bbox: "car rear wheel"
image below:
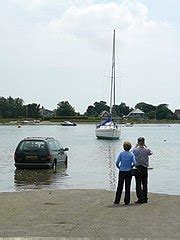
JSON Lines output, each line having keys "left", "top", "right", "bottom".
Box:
{"left": 65, "top": 157, "right": 68, "bottom": 167}
{"left": 52, "top": 160, "right": 57, "bottom": 172}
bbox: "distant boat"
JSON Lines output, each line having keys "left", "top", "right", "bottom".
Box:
{"left": 95, "top": 30, "right": 120, "bottom": 140}
{"left": 61, "top": 121, "right": 77, "bottom": 126}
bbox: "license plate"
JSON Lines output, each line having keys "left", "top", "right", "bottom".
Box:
{"left": 25, "top": 155, "right": 38, "bottom": 160}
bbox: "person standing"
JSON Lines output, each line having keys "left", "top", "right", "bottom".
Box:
{"left": 132, "top": 137, "right": 153, "bottom": 204}
{"left": 114, "top": 141, "right": 136, "bottom": 205}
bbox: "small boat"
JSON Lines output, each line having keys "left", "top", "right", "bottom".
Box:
{"left": 61, "top": 121, "right": 77, "bottom": 126}
{"left": 95, "top": 30, "right": 120, "bottom": 140}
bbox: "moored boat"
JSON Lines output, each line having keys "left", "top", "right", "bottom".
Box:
{"left": 95, "top": 30, "right": 120, "bottom": 140}
{"left": 61, "top": 121, "right": 77, "bottom": 126}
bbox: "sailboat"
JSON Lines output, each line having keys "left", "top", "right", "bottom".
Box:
{"left": 95, "top": 30, "right": 120, "bottom": 140}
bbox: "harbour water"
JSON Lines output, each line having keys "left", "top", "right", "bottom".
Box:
{"left": 0, "top": 123, "right": 179, "bottom": 195}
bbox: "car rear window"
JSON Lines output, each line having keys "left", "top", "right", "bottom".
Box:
{"left": 17, "top": 140, "right": 48, "bottom": 152}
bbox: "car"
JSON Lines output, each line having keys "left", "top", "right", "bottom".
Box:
{"left": 14, "top": 137, "right": 69, "bottom": 170}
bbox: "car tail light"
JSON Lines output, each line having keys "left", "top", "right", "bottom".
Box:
{"left": 46, "top": 155, "right": 52, "bottom": 161}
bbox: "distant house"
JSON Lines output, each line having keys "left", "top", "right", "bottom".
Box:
{"left": 126, "top": 108, "right": 145, "bottom": 119}
{"left": 100, "top": 110, "right": 110, "bottom": 118}
{"left": 174, "top": 109, "right": 180, "bottom": 119}
{"left": 39, "top": 108, "right": 54, "bottom": 118}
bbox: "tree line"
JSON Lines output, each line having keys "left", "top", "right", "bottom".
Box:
{"left": 0, "top": 96, "right": 40, "bottom": 119}
{"left": 0, "top": 96, "right": 177, "bottom": 120}
{"left": 84, "top": 101, "right": 177, "bottom": 120}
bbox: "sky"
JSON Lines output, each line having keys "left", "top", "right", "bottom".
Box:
{"left": 0, "top": 0, "right": 180, "bottom": 113}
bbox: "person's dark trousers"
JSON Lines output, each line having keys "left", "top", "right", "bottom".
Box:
{"left": 114, "top": 171, "right": 132, "bottom": 204}
{"left": 135, "top": 166, "right": 148, "bottom": 203}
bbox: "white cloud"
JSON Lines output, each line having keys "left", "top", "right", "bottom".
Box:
{"left": 11, "top": 0, "right": 47, "bottom": 10}
{"left": 10, "top": 0, "right": 92, "bottom": 11}
{"left": 46, "top": 1, "right": 170, "bottom": 46}
{"left": 0, "top": 0, "right": 180, "bottom": 112}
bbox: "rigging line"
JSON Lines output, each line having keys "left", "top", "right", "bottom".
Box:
{"left": 110, "top": 29, "right": 116, "bottom": 114}
{"left": 113, "top": 29, "right": 116, "bottom": 107}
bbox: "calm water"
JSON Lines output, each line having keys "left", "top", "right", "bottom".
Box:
{"left": 0, "top": 124, "right": 179, "bottom": 195}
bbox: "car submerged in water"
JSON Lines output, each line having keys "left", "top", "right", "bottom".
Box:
{"left": 14, "top": 137, "right": 69, "bottom": 170}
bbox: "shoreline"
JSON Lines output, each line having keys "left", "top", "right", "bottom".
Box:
{"left": 1, "top": 188, "right": 180, "bottom": 196}
{"left": 1, "top": 120, "right": 180, "bottom": 125}
{"left": 0, "top": 189, "right": 179, "bottom": 238}
{"left": 0, "top": 122, "right": 180, "bottom": 127}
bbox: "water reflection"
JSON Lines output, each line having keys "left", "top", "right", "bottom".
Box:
{"left": 14, "top": 163, "right": 68, "bottom": 191}
{"left": 0, "top": 124, "right": 180, "bottom": 194}
{"left": 107, "top": 146, "right": 117, "bottom": 190}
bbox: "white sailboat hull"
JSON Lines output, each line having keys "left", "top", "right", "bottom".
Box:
{"left": 95, "top": 126, "right": 120, "bottom": 140}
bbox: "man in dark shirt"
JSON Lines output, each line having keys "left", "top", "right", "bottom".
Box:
{"left": 132, "top": 137, "right": 153, "bottom": 203}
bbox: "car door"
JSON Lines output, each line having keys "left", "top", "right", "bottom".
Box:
{"left": 48, "top": 140, "right": 60, "bottom": 165}
{"left": 54, "top": 140, "right": 66, "bottom": 164}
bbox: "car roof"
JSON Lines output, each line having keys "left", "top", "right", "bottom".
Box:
{"left": 23, "top": 137, "right": 55, "bottom": 141}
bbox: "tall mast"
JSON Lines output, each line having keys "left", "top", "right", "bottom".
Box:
{"left": 110, "top": 29, "right": 116, "bottom": 115}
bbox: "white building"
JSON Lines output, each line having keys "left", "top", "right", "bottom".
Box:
{"left": 126, "top": 108, "right": 145, "bottom": 119}
{"left": 39, "top": 108, "right": 54, "bottom": 118}
{"left": 174, "top": 109, "right": 180, "bottom": 119}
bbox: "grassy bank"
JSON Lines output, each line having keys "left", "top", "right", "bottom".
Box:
{"left": 1, "top": 117, "right": 180, "bottom": 125}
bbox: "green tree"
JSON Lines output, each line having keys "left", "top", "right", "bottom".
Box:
{"left": 156, "top": 104, "right": 174, "bottom": 120}
{"left": 13, "top": 97, "right": 25, "bottom": 117}
{"left": 146, "top": 110, "right": 157, "bottom": 119}
{"left": 0, "top": 96, "right": 42, "bottom": 119}
{"left": 85, "top": 105, "right": 96, "bottom": 116}
{"left": 5, "top": 96, "right": 16, "bottom": 118}
{"left": 0, "top": 97, "right": 8, "bottom": 118}
{"left": 26, "top": 103, "right": 40, "bottom": 118}
{"left": 84, "top": 101, "right": 109, "bottom": 116}
{"left": 0, "top": 96, "right": 24, "bottom": 118}
{"left": 113, "top": 102, "right": 131, "bottom": 117}
{"left": 56, "top": 101, "right": 76, "bottom": 116}
{"left": 94, "top": 101, "right": 109, "bottom": 116}
{"left": 135, "top": 102, "right": 156, "bottom": 113}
